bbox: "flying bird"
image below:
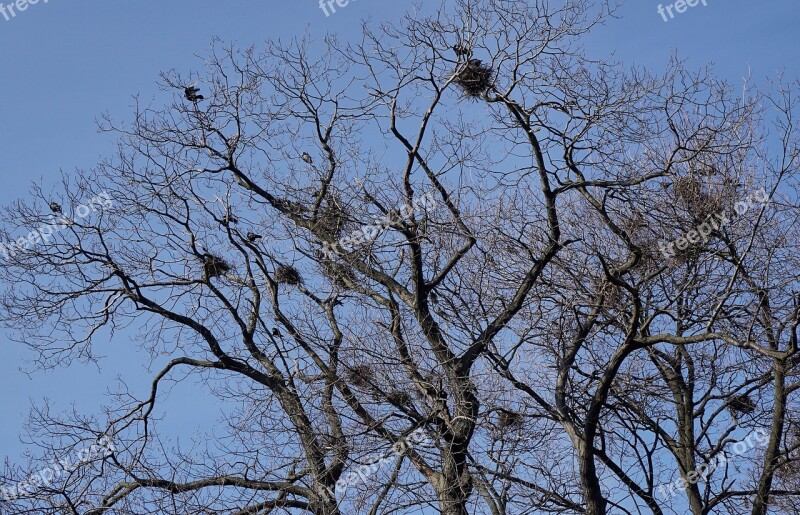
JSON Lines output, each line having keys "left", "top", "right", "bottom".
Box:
{"left": 246, "top": 232, "right": 262, "bottom": 243}
{"left": 184, "top": 84, "right": 205, "bottom": 103}
{"left": 49, "top": 202, "right": 62, "bottom": 213}
{"left": 301, "top": 152, "right": 313, "bottom": 164}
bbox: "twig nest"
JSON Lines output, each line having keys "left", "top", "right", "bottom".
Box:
{"left": 497, "top": 410, "right": 523, "bottom": 429}
{"left": 203, "top": 254, "right": 231, "bottom": 278}
{"left": 453, "top": 59, "right": 494, "bottom": 98}
{"left": 319, "top": 257, "right": 357, "bottom": 288}
{"left": 387, "top": 390, "right": 412, "bottom": 406}
{"left": 347, "top": 364, "right": 373, "bottom": 388}
{"left": 730, "top": 394, "right": 757, "bottom": 414}
{"left": 275, "top": 265, "right": 302, "bottom": 286}
{"left": 315, "top": 199, "right": 348, "bottom": 238}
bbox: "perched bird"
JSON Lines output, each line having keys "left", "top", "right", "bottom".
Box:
{"left": 49, "top": 202, "right": 62, "bottom": 213}
{"left": 301, "top": 152, "right": 313, "bottom": 164}
{"left": 453, "top": 44, "right": 471, "bottom": 57}
{"left": 246, "top": 232, "right": 262, "bottom": 243}
{"left": 272, "top": 327, "right": 282, "bottom": 338}
{"left": 233, "top": 173, "right": 253, "bottom": 190}
{"left": 222, "top": 212, "right": 238, "bottom": 225}
{"left": 184, "top": 84, "right": 205, "bottom": 103}
{"left": 430, "top": 290, "right": 439, "bottom": 304}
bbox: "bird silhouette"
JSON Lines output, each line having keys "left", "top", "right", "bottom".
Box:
{"left": 49, "top": 202, "right": 62, "bottom": 213}
{"left": 301, "top": 152, "right": 313, "bottom": 164}
{"left": 246, "top": 232, "right": 262, "bottom": 243}
{"left": 184, "top": 84, "right": 205, "bottom": 103}
{"left": 453, "top": 44, "right": 471, "bottom": 57}
{"left": 272, "top": 327, "right": 282, "bottom": 338}
{"left": 222, "top": 212, "right": 238, "bottom": 225}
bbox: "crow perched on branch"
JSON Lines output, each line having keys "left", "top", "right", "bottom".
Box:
{"left": 49, "top": 202, "right": 62, "bottom": 213}
{"left": 301, "top": 152, "right": 313, "bottom": 164}
{"left": 246, "top": 232, "right": 262, "bottom": 243}
{"left": 184, "top": 84, "right": 205, "bottom": 103}
{"left": 453, "top": 44, "right": 471, "bottom": 57}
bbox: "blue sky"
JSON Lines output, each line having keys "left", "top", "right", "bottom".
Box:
{"left": 0, "top": 0, "right": 797, "bottom": 505}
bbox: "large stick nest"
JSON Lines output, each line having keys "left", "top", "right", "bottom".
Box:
{"left": 275, "top": 265, "right": 303, "bottom": 286}
{"left": 314, "top": 198, "right": 348, "bottom": 238}
{"left": 202, "top": 253, "right": 232, "bottom": 279}
{"left": 453, "top": 59, "right": 494, "bottom": 98}
{"left": 729, "top": 393, "right": 757, "bottom": 414}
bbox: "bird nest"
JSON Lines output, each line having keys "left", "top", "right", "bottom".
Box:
{"left": 319, "top": 257, "right": 357, "bottom": 289}
{"left": 275, "top": 198, "right": 308, "bottom": 216}
{"left": 673, "top": 176, "right": 705, "bottom": 205}
{"left": 347, "top": 364, "right": 374, "bottom": 388}
{"left": 203, "top": 254, "right": 231, "bottom": 279}
{"left": 729, "top": 394, "right": 757, "bottom": 414}
{"left": 386, "top": 390, "right": 413, "bottom": 406}
{"left": 498, "top": 410, "right": 523, "bottom": 429}
{"left": 453, "top": 59, "right": 494, "bottom": 98}
{"left": 275, "top": 265, "right": 302, "bottom": 286}
{"left": 315, "top": 200, "right": 348, "bottom": 238}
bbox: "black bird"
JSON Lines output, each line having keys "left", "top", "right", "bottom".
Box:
{"left": 301, "top": 152, "right": 313, "bottom": 165}
{"left": 246, "top": 232, "right": 262, "bottom": 243}
{"left": 184, "top": 84, "right": 205, "bottom": 103}
{"left": 49, "top": 202, "right": 62, "bottom": 213}
{"left": 272, "top": 327, "right": 282, "bottom": 338}
{"left": 222, "top": 212, "right": 238, "bottom": 225}
{"left": 453, "top": 44, "right": 470, "bottom": 57}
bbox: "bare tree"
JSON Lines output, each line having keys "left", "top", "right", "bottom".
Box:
{"left": 2, "top": 1, "right": 800, "bottom": 514}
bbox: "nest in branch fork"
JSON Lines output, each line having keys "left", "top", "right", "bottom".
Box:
{"left": 275, "top": 265, "right": 302, "bottom": 286}
{"left": 453, "top": 59, "right": 494, "bottom": 98}
{"left": 387, "top": 390, "right": 413, "bottom": 406}
{"left": 203, "top": 254, "right": 231, "bottom": 279}
{"left": 347, "top": 364, "right": 373, "bottom": 388}
{"left": 319, "top": 257, "right": 357, "bottom": 288}
{"left": 497, "top": 410, "right": 523, "bottom": 429}
{"left": 729, "top": 394, "right": 757, "bottom": 414}
{"left": 315, "top": 199, "right": 348, "bottom": 238}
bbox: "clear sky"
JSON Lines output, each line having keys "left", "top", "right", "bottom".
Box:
{"left": 0, "top": 0, "right": 797, "bottom": 505}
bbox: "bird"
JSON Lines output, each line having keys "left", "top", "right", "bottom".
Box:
{"left": 246, "top": 232, "right": 262, "bottom": 243}
{"left": 222, "top": 212, "right": 238, "bottom": 225}
{"left": 430, "top": 290, "right": 439, "bottom": 304}
{"left": 272, "top": 327, "right": 282, "bottom": 338}
{"left": 184, "top": 84, "right": 205, "bottom": 103}
{"left": 453, "top": 44, "right": 471, "bottom": 57}
{"left": 301, "top": 152, "right": 313, "bottom": 164}
{"left": 233, "top": 173, "right": 253, "bottom": 190}
{"left": 49, "top": 202, "right": 62, "bottom": 213}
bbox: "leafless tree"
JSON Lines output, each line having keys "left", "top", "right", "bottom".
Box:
{"left": 2, "top": 1, "right": 800, "bottom": 514}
